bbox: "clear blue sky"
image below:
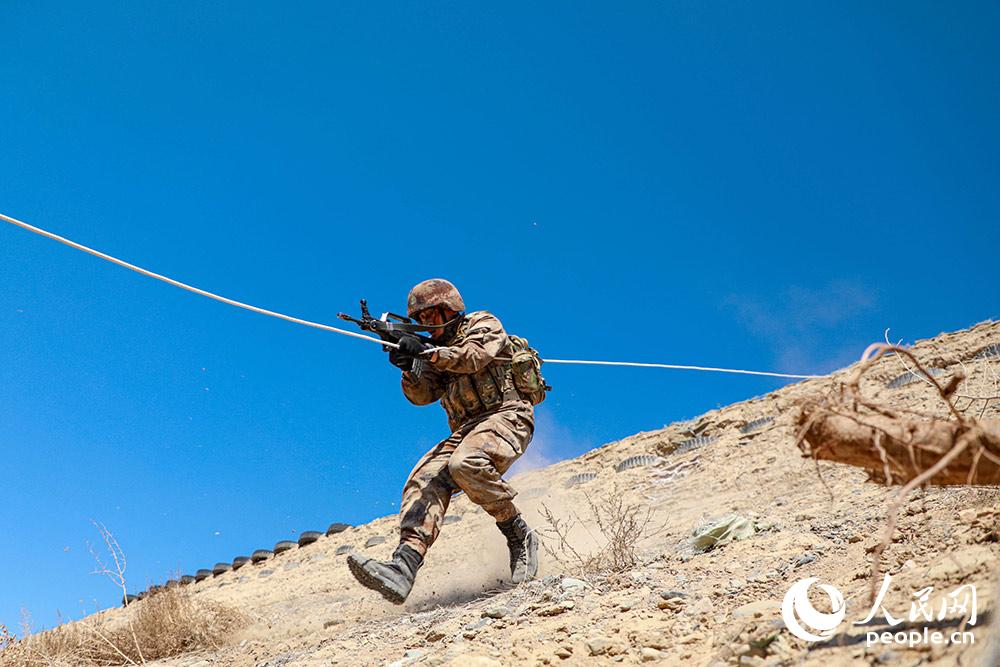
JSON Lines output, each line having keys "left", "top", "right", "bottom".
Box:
{"left": 2, "top": 2, "right": 997, "bottom": 632}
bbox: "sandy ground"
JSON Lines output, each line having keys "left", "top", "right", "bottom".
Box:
{"left": 63, "top": 322, "right": 1000, "bottom": 665}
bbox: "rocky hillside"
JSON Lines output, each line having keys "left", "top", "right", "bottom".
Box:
{"left": 42, "top": 322, "right": 1000, "bottom": 665}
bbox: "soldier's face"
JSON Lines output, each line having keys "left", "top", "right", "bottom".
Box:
{"left": 418, "top": 307, "right": 453, "bottom": 339}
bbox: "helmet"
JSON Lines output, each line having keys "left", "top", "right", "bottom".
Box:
{"left": 407, "top": 279, "right": 465, "bottom": 319}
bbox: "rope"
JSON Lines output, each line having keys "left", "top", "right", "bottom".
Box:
{"left": 1, "top": 212, "right": 821, "bottom": 380}
{"left": 0, "top": 212, "right": 394, "bottom": 349}
{"left": 543, "top": 359, "right": 820, "bottom": 380}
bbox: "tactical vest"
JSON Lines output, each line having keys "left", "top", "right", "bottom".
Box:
{"left": 438, "top": 318, "right": 519, "bottom": 429}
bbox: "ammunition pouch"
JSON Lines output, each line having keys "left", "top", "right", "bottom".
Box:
{"left": 441, "top": 361, "right": 520, "bottom": 429}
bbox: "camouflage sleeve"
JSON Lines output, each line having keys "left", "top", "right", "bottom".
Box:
{"left": 400, "top": 365, "right": 445, "bottom": 405}
{"left": 430, "top": 311, "right": 508, "bottom": 375}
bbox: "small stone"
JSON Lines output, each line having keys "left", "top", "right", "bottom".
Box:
{"left": 848, "top": 533, "right": 863, "bottom": 543}
{"left": 690, "top": 597, "right": 715, "bottom": 616}
{"left": 483, "top": 606, "right": 511, "bottom": 619}
{"left": 959, "top": 509, "right": 978, "bottom": 524}
{"left": 463, "top": 618, "right": 491, "bottom": 631}
{"left": 658, "top": 597, "right": 685, "bottom": 611}
{"left": 404, "top": 649, "right": 423, "bottom": 659}
{"left": 640, "top": 647, "right": 662, "bottom": 662}
{"left": 793, "top": 553, "right": 816, "bottom": 568}
{"left": 586, "top": 637, "right": 613, "bottom": 656}
{"left": 560, "top": 577, "right": 587, "bottom": 591}
{"left": 322, "top": 619, "right": 343, "bottom": 629}
{"left": 660, "top": 590, "right": 687, "bottom": 600}
{"left": 426, "top": 629, "right": 445, "bottom": 642}
{"left": 732, "top": 600, "right": 780, "bottom": 619}
{"left": 554, "top": 647, "right": 572, "bottom": 659}
{"left": 538, "top": 602, "right": 574, "bottom": 616}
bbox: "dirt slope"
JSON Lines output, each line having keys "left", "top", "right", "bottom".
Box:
{"left": 87, "top": 322, "right": 1000, "bottom": 665}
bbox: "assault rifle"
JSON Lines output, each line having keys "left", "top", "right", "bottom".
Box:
{"left": 337, "top": 300, "right": 436, "bottom": 374}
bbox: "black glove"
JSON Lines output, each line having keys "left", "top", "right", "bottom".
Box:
{"left": 397, "top": 336, "right": 434, "bottom": 357}
{"left": 388, "top": 347, "right": 413, "bottom": 371}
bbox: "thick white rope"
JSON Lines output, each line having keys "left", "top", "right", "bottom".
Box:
{"left": 542, "top": 359, "right": 820, "bottom": 379}
{"left": 1, "top": 212, "right": 821, "bottom": 380}
{"left": 0, "top": 212, "right": 392, "bottom": 348}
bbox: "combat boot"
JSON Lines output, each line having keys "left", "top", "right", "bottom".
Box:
{"left": 496, "top": 515, "right": 538, "bottom": 583}
{"left": 347, "top": 544, "right": 423, "bottom": 604}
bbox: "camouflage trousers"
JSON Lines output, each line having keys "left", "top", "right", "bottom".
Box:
{"left": 399, "top": 402, "right": 534, "bottom": 557}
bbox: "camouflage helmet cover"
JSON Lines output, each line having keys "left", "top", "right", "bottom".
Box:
{"left": 407, "top": 279, "right": 465, "bottom": 318}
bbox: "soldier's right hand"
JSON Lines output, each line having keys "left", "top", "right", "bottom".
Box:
{"left": 388, "top": 347, "right": 413, "bottom": 371}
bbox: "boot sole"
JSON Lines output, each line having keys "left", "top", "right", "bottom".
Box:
{"left": 511, "top": 531, "right": 540, "bottom": 584}
{"left": 347, "top": 555, "right": 407, "bottom": 605}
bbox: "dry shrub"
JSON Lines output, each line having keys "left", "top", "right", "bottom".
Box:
{"left": 0, "top": 587, "right": 246, "bottom": 666}
{"left": 539, "top": 489, "right": 662, "bottom": 575}
{"left": 0, "top": 626, "right": 15, "bottom": 652}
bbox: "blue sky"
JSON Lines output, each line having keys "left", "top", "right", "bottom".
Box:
{"left": 1, "top": 2, "right": 997, "bottom": 632}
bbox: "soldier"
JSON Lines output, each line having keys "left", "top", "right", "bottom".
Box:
{"left": 347, "top": 279, "right": 539, "bottom": 604}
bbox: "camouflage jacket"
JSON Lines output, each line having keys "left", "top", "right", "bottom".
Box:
{"left": 401, "top": 310, "right": 528, "bottom": 430}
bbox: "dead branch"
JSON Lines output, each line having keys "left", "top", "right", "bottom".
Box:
{"left": 798, "top": 410, "right": 1000, "bottom": 485}
{"left": 796, "top": 342, "right": 1000, "bottom": 601}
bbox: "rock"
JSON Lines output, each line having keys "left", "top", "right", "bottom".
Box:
{"left": 793, "top": 552, "right": 816, "bottom": 568}
{"left": 658, "top": 597, "right": 685, "bottom": 611}
{"left": 322, "top": 619, "right": 343, "bottom": 629}
{"left": 732, "top": 600, "right": 780, "bottom": 619}
{"left": 660, "top": 590, "right": 687, "bottom": 600}
{"left": 586, "top": 637, "right": 614, "bottom": 656}
{"left": 483, "top": 606, "right": 511, "bottom": 619}
{"left": 690, "top": 597, "right": 715, "bottom": 616}
{"left": 959, "top": 509, "right": 978, "bottom": 524}
{"left": 554, "top": 646, "right": 572, "bottom": 659}
{"left": 640, "top": 648, "right": 662, "bottom": 662}
{"left": 848, "top": 533, "right": 863, "bottom": 543}
{"left": 561, "top": 577, "right": 587, "bottom": 591}
{"left": 629, "top": 570, "right": 649, "bottom": 584}
{"left": 463, "top": 618, "right": 491, "bottom": 631}
{"left": 630, "top": 628, "right": 672, "bottom": 651}
{"left": 538, "top": 602, "right": 574, "bottom": 616}
{"left": 425, "top": 629, "right": 445, "bottom": 642}
{"left": 404, "top": 649, "right": 423, "bottom": 659}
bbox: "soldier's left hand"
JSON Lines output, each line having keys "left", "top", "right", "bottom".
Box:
{"left": 398, "top": 336, "right": 433, "bottom": 357}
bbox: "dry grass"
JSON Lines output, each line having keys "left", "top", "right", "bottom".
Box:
{"left": 538, "top": 488, "right": 662, "bottom": 575}
{"left": 0, "top": 587, "right": 247, "bottom": 666}
{"left": 0, "top": 522, "right": 247, "bottom": 666}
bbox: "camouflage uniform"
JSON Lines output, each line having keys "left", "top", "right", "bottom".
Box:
{"left": 398, "top": 310, "right": 534, "bottom": 556}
